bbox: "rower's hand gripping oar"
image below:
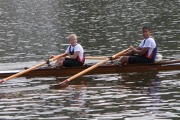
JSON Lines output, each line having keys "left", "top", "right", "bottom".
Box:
{"left": 0, "top": 53, "right": 66, "bottom": 83}
{"left": 51, "top": 48, "right": 130, "bottom": 89}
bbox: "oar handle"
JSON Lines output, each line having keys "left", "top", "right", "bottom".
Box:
{"left": 49, "top": 53, "right": 66, "bottom": 62}
{"left": 0, "top": 53, "right": 66, "bottom": 83}
{"left": 112, "top": 48, "right": 130, "bottom": 59}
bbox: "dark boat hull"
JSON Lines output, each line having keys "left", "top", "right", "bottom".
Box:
{"left": 0, "top": 60, "right": 179, "bottom": 78}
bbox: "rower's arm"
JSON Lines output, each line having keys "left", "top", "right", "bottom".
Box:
{"left": 69, "top": 51, "right": 79, "bottom": 59}
{"left": 114, "top": 49, "right": 134, "bottom": 59}
{"left": 131, "top": 46, "right": 149, "bottom": 55}
{"left": 123, "top": 49, "right": 135, "bottom": 56}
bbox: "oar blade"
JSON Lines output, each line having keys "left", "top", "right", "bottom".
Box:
{"left": 49, "top": 79, "right": 70, "bottom": 89}
{"left": 0, "top": 79, "right": 5, "bottom": 84}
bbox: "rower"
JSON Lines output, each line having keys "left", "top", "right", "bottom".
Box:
{"left": 50, "top": 34, "right": 85, "bottom": 67}
{"left": 117, "top": 26, "right": 157, "bottom": 65}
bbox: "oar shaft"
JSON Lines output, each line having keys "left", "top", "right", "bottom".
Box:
{"left": 85, "top": 56, "right": 107, "bottom": 60}
{"left": 59, "top": 48, "right": 130, "bottom": 85}
{"left": 0, "top": 53, "right": 66, "bottom": 83}
{"left": 59, "top": 58, "right": 109, "bottom": 84}
{"left": 112, "top": 48, "right": 130, "bottom": 59}
{"left": 3, "top": 62, "right": 46, "bottom": 81}
{"left": 49, "top": 53, "right": 66, "bottom": 62}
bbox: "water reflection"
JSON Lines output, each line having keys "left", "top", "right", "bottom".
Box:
{"left": 0, "top": 71, "right": 179, "bottom": 119}
{"left": 120, "top": 72, "right": 159, "bottom": 88}
{"left": 90, "top": 72, "right": 179, "bottom": 119}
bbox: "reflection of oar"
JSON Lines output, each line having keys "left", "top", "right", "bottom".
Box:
{"left": 0, "top": 53, "right": 66, "bottom": 83}
{"left": 51, "top": 48, "right": 130, "bottom": 89}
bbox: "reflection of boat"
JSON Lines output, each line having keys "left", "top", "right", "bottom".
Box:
{"left": 119, "top": 71, "right": 159, "bottom": 88}
{"left": 0, "top": 60, "right": 179, "bottom": 78}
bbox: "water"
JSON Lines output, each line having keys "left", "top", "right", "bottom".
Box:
{"left": 0, "top": 0, "right": 180, "bottom": 119}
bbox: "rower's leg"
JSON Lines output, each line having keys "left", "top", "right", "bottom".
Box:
{"left": 118, "top": 56, "right": 129, "bottom": 65}
{"left": 53, "top": 57, "right": 65, "bottom": 68}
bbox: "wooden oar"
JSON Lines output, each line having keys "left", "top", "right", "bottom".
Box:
{"left": 0, "top": 53, "right": 66, "bottom": 83}
{"left": 66, "top": 56, "right": 107, "bottom": 60}
{"left": 85, "top": 56, "right": 107, "bottom": 60}
{"left": 51, "top": 48, "right": 130, "bottom": 89}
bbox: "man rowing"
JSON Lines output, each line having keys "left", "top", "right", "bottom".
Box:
{"left": 50, "top": 34, "right": 85, "bottom": 67}
{"left": 117, "top": 26, "right": 157, "bottom": 65}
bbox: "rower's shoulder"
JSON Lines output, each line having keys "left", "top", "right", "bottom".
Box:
{"left": 148, "top": 37, "right": 155, "bottom": 40}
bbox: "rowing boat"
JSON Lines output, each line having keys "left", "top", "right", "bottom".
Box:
{"left": 0, "top": 60, "right": 179, "bottom": 78}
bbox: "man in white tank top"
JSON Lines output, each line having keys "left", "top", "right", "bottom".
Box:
{"left": 50, "top": 34, "right": 85, "bottom": 67}
{"left": 118, "top": 26, "right": 157, "bottom": 65}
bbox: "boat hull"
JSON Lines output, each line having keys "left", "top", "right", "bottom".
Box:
{"left": 0, "top": 60, "right": 179, "bottom": 78}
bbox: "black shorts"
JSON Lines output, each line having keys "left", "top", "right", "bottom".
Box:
{"left": 128, "top": 55, "right": 154, "bottom": 64}
{"left": 63, "top": 58, "right": 84, "bottom": 67}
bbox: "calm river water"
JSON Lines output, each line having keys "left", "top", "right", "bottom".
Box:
{"left": 0, "top": 0, "right": 180, "bottom": 119}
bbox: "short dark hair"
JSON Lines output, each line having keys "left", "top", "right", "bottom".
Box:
{"left": 142, "top": 26, "right": 151, "bottom": 31}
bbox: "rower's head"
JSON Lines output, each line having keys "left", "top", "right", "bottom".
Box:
{"left": 67, "top": 34, "right": 78, "bottom": 46}
{"left": 142, "top": 26, "right": 151, "bottom": 39}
